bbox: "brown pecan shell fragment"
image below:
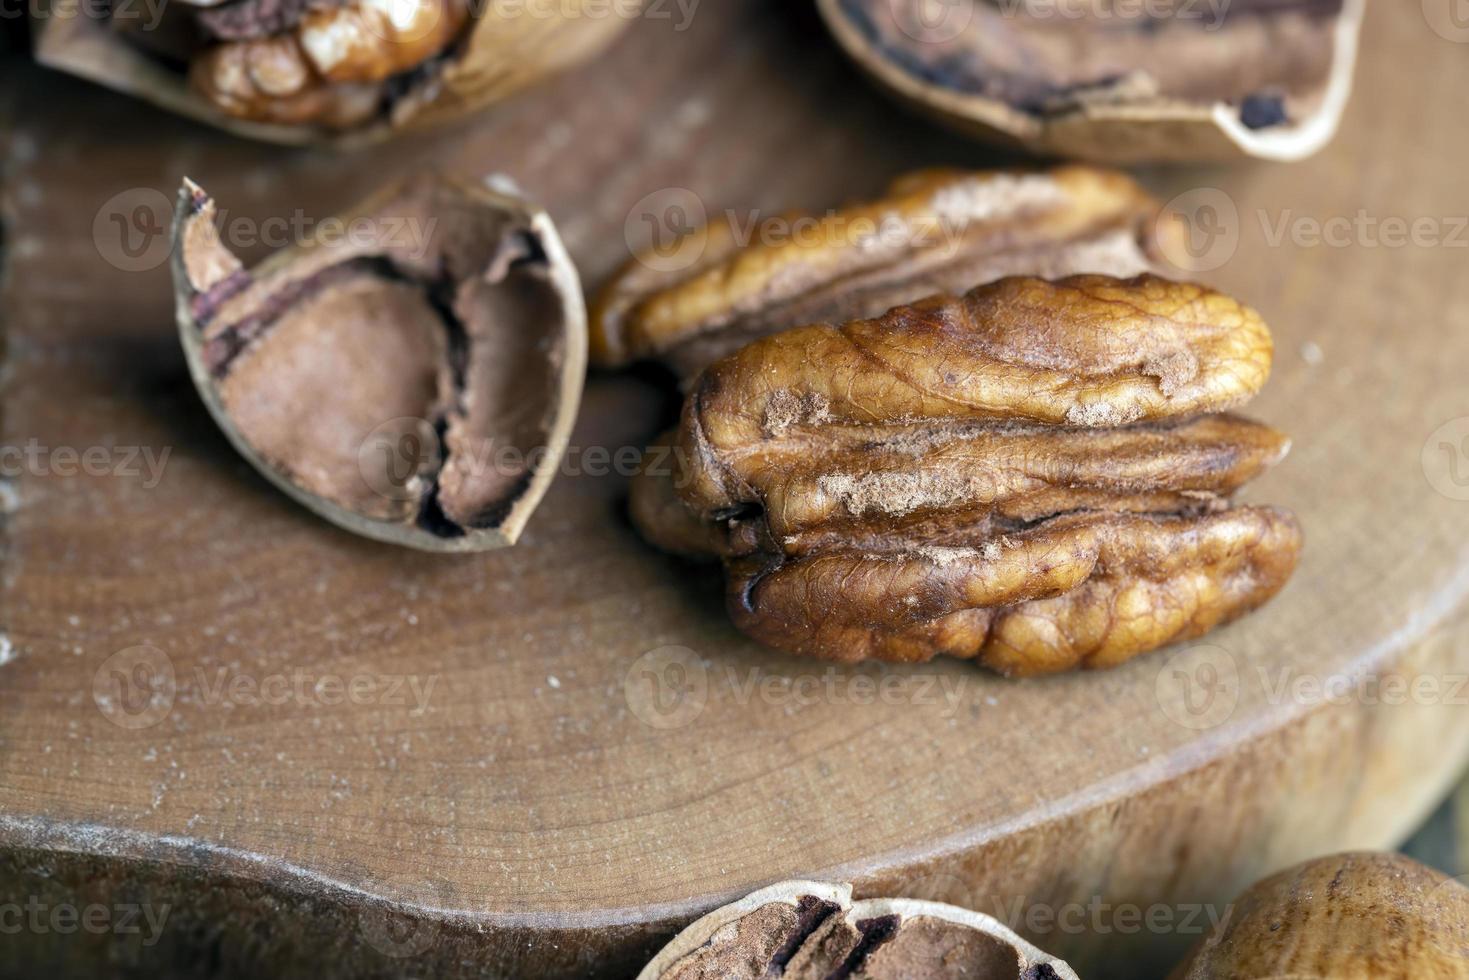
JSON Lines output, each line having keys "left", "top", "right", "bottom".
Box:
{"left": 592, "top": 166, "right": 1177, "bottom": 377}
{"left": 637, "top": 880, "right": 1079, "bottom": 980}
{"left": 631, "top": 274, "right": 1300, "bottom": 674}
{"left": 1171, "top": 853, "right": 1469, "bottom": 979}
{"left": 818, "top": 0, "right": 1365, "bottom": 163}
{"left": 171, "top": 174, "right": 587, "bottom": 552}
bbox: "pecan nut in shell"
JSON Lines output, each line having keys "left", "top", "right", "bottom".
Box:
{"left": 34, "top": 0, "right": 638, "bottom": 142}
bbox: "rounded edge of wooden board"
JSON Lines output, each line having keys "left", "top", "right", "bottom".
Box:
{"left": 3, "top": 599, "right": 1466, "bottom": 978}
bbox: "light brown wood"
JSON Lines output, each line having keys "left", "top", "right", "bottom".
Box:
{"left": 2, "top": 3, "right": 1469, "bottom": 978}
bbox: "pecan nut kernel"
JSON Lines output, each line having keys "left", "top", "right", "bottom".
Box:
{"left": 631, "top": 274, "right": 1301, "bottom": 674}
{"left": 189, "top": 0, "right": 472, "bottom": 128}
{"left": 171, "top": 174, "right": 587, "bottom": 552}
{"left": 592, "top": 165, "right": 1180, "bottom": 378}
{"left": 637, "top": 880, "right": 1079, "bottom": 980}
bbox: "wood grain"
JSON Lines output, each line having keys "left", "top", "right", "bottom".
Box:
{"left": 3, "top": 2, "right": 1469, "bottom": 978}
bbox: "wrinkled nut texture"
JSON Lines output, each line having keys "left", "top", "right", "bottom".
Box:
{"left": 818, "top": 0, "right": 1365, "bottom": 162}
{"left": 631, "top": 274, "right": 1301, "bottom": 673}
{"left": 637, "top": 881, "right": 1078, "bottom": 980}
{"left": 592, "top": 166, "right": 1177, "bottom": 378}
{"left": 39, "top": 0, "right": 639, "bottom": 140}
{"left": 190, "top": 0, "right": 470, "bottom": 128}
{"left": 1172, "top": 852, "right": 1469, "bottom": 979}
{"left": 171, "top": 174, "right": 586, "bottom": 552}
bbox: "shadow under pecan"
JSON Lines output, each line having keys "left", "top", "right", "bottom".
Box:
{"left": 631, "top": 274, "right": 1301, "bottom": 675}
{"left": 592, "top": 166, "right": 1177, "bottom": 379}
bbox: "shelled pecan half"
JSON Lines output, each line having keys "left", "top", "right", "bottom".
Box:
{"left": 631, "top": 274, "right": 1301, "bottom": 674}
{"left": 592, "top": 166, "right": 1178, "bottom": 379}
{"left": 636, "top": 880, "right": 1079, "bottom": 980}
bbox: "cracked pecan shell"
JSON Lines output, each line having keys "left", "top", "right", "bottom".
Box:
{"left": 631, "top": 273, "right": 1301, "bottom": 674}
{"left": 637, "top": 880, "right": 1079, "bottom": 980}
{"left": 171, "top": 174, "right": 587, "bottom": 551}
{"left": 592, "top": 166, "right": 1177, "bottom": 377}
{"left": 818, "top": 0, "right": 1365, "bottom": 163}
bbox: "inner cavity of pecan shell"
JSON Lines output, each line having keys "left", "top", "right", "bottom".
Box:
{"left": 631, "top": 274, "right": 1301, "bottom": 674}
{"left": 636, "top": 881, "right": 1079, "bottom": 980}
{"left": 172, "top": 174, "right": 584, "bottom": 551}
{"left": 592, "top": 166, "right": 1176, "bottom": 378}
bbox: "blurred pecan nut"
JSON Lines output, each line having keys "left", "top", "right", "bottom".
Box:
{"left": 188, "top": 0, "right": 470, "bottom": 128}
{"left": 1172, "top": 852, "right": 1469, "bottom": 979}
{"left": 36, "top": 0, "right": 638, "bottom": 141}
{"left": 636, "top": 880, "right": 1079, "bottom": 980}
{"left": 631, "top": 274, "right": 1302, "bottom": 674}
{"left": 592, "top": 165, "right": 1177, "bottom": 377}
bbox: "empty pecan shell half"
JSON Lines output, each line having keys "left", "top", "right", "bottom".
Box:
{"left": 631, "top": 274, "right": 1301, "bottom": 674}
{"left": 818, "top": 0, "right": 1365, "bottom": 163}
{"left": 592, "top": 166, "right": 1178, "bottom": 378}
{"left": 171, "top": 174, "right": 586, "bottom": 551}
{"left": 637, "top": 880, "right": 1079, "bottom": 980}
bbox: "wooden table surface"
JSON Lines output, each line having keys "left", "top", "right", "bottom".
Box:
{"left": 4, "top": 2, "right": 1469, "bottom": 978}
